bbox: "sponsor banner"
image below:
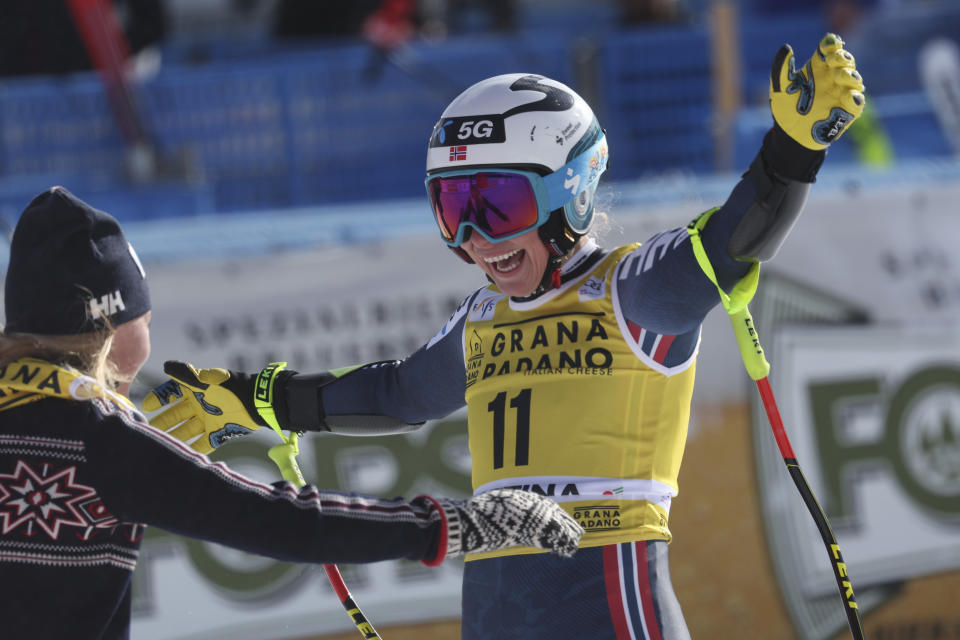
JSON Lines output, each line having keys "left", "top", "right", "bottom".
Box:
{"left": 756, "top": 322, "right": 960, "bottom": 640}
{"left": 139, "top": 241, "right": 479, "bottom": 381}
{"left": 772, "top": 327, "right": 960, "bottom": 594}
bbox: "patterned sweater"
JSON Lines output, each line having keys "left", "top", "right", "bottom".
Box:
{"left": 0, "top": 365, "right": 445, "bottom": 640}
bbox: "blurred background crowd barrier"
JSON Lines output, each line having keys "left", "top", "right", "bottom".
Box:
{"left": 1, "top": 1, "right": 959, "bottom": 639}
{"left": 1, "top": 0, "right": 959, "bottom": 222}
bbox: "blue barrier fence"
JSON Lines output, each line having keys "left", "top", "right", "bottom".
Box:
{"left": 0, "top": 11, "right": 953, "bottom": 223}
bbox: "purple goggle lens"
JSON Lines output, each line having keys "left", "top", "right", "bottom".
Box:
{"left": 427, "top": 172, "right": 541, "bottom": 244}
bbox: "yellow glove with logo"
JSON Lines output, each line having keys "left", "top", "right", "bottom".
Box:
{"left": 770, "top": 33, "right": 865, "bottom": 150}
{"left": 142, "top": 361, "right": 270, "bottom": 454}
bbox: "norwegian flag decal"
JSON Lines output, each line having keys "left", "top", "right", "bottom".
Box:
{"left": 449, "top": 145, "right": 467, "bottom": 161}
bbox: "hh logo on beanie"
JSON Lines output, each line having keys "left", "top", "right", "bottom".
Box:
{"left": 4, "top": 187, "right": 151, "bottom": 335}
{"left": 87, "top": 243, "right": 146, "bottom": 321}
{"left": 89, "top": 290, "right": 126, "bottom": 320}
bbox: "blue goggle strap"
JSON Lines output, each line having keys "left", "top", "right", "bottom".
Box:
{"left": 542, "top": 135, "right": 609, "bottom": 211}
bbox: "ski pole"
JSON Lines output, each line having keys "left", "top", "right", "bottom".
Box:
{"left": 256, "top": 362, "right": 382, "bottom": 640}
{"left": 268, "top": 432, "right": 383, "bottom": 640}
{"left": 685, "top": 211, "right": 865, "bottom": 638}
{"left": 728, "top": 306, "right": 866, "bottom": 640}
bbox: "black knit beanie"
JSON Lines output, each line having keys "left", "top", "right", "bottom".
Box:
{"left": 4, "top": 186, "right": 151, "bottom": 335}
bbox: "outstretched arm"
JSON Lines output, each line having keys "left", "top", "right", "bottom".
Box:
{"left": 617, "top": 33, "right": 864, "bottom": 336}
{"left": 143, "top": 292, "right": 481, "bottom": 451}
{"left": 717, "top": 33, "right": 864, "bottom": 264}
{"left": 87, "top": 402, "right": 581, "bottom": 565}
{"left": 282, "top": 330, "right": 468, "bottom": 433}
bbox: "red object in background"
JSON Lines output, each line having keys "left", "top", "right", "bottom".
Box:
{"left": 65, "top": 0, "right": 152, "bottom": 151}
{"left": 363, "top": 0, "right": 417, "bottom": 51}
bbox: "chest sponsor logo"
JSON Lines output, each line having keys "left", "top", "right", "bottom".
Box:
{"left": 572, "top": 504, "right": 622, "bottom": 532}
{"left": 578, "top": 276, "right": 605, "bottom": 301}
{"left": 469, "top": 290, "right": 505, "bottom": 322}
{"left": 465, "top": 330, "right": 484, "bottom": 389}
{"left": 477, "top": 316, "right": 614, "bottom": 380}
{"left": 502, "top": 482, "right": 580, "bottom": 497}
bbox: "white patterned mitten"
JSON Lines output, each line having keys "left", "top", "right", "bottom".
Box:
{"left": 440, "top": 489, "right": 583, "bottom": 558}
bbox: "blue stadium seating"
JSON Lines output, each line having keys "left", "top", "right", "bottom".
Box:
{"left": 0, "top": 76, "right": 127, "bottom": 181}
{"left": 0, "top": 9, "right": 955, "bottom": 223}
{"left": 738, "top": 12, "right": 827, "bottom": 107}
{"left": 600, "top": 25, "right": 715, "bottom": 181}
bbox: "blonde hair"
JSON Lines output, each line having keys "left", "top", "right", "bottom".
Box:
{"left": 0, "top": 328, "right": 123, "bottom": 392}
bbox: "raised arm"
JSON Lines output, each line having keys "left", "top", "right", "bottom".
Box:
{"left": 616, "top": 33, "right": 864, "bottom": 337}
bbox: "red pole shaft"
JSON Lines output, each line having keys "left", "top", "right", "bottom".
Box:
{"left": 756, "top": 376, "right": 796, "bottom": 459}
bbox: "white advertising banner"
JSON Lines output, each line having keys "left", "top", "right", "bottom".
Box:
{"left": 770, "top": 326, "right": 960, "bottom": 596}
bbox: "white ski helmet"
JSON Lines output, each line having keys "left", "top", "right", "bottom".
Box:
{"left": 426, "top": 73, "right": 608, "bottom": 241}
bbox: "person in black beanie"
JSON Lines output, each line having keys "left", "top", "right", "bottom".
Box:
{"left": 0, "top": 187, "right": 582, "bottom": 640}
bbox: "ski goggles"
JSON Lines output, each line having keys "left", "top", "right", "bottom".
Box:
{"left": 425, "top": 136, "right": 608, "bottom": 247}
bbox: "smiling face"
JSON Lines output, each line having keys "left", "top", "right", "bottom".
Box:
{"left": 460, "top": 228, "right": 550, "bottom": 297}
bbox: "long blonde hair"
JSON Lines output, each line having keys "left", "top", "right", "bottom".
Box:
{"left": 0, "top": 328, "right": 122, "bottom": 391}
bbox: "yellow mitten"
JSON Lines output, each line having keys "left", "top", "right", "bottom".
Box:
{"left": 142, "top": 361, "right": 264, "bottom": 454}
{"left": 770, "top": 33, "right": 865, "bottom": 150}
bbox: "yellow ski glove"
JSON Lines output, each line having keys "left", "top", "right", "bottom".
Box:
{"left": 142, "top": 361, "right": 266, "bottom": 454}
{"left": 770, "top": 33, "right": 865, "bottom": 150}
